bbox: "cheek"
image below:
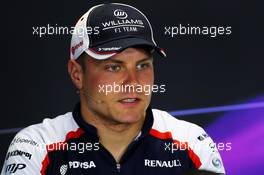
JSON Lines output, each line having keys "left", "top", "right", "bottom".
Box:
{"left": 85, "top": 73, "right": 118, "bottom": 97}
{"left": 139, "top": 70, "right": 154, "bottom": 85}
{"left": 83, "top": 72, "right": 104, "bottom": 94}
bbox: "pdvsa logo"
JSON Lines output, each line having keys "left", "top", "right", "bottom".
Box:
{"left": 114, "top": 9, "right": 128, "bottom": 19}
{"left": 69, "top": 161, "right": 96, "bottom": 169}
{"left": 59, "top": 161, "right": 96, "bottom": 174}
{"left": 60, "top": 164, "right": 68, "bottom": 175}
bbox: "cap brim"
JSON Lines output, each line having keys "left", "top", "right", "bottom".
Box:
{"left": 85, "top": 37, "right": 166, "bottom": 60}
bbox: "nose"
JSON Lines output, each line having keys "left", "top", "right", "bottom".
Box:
{"left": 122, "top": 68, "right": 139, "bottom": 86}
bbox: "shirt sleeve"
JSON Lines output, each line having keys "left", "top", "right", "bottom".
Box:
{"left": 190, "top": 126, "right": 226, "bottom": 174}
{"left": 1, "top": 129, "right": 47, "bottom": 175}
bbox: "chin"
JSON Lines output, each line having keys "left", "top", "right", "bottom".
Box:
{"left": 114, "top": 109, "right": 145, "bottom": 124}
{"left": 108, "top": 100, "right": 149, "bottom": 124}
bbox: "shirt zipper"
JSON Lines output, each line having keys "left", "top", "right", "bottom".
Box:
{"left": 116, "top": 163, "right": 121, "bottom": 173}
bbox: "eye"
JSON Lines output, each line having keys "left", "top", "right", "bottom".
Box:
{"left": 105, "top": 64, "right": 121, "bottom": 72}
{"left": 136, "top": 62, "right": 151, "bottom": 70}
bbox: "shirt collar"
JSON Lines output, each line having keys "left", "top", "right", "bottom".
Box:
{"left": 72, "top": 102, "right": 154, "bottom": 139}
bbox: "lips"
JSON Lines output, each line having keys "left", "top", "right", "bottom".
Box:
{"left": 120, "top": 98, "right": 138, "bottom": 102}
{"left": 118, "top": 97, "right": 141, "bottom": 105}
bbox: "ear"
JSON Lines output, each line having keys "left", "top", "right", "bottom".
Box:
{"left": 68, "top": 59, "right": 83, "bottom": 90}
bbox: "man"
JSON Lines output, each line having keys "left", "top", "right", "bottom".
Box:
{"left": 2, "top": 3, "right": 225, "bottom": 175}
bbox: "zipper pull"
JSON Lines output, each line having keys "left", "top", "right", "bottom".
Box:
{"left": 116, "top": 163, "right": 121, "bottom": 172}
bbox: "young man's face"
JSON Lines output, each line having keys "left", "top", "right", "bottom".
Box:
{"left": 81, "top": 47, "right": 154, "bottom": 125}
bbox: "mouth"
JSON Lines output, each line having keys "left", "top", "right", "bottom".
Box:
{"left": 118, "top": 97, "right": 141, "bottom": 106}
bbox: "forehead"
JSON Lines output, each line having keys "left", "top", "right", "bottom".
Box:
{"left": 107, "top": 47, "right": 152, "bottom": 62}
{"left": 83, "top": 47, "right": 153, "bottom": 67}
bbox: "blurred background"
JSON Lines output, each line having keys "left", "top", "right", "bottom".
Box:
{"left": 3, "top": 0, "right": 264, "bottom": 174}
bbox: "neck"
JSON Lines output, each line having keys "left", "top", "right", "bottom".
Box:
{"left": 97, "top": 120, "right": 143, "bottom": 162}
{"left": 80, "top": 102, "right": 145, "bottom": 162}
